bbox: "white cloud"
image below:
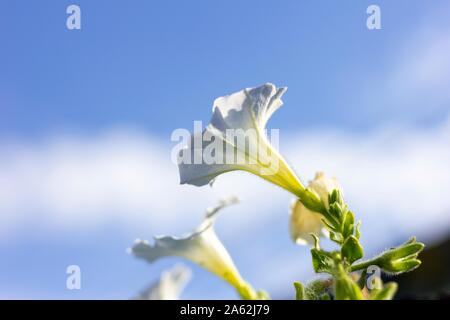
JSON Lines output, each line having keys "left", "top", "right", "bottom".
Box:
{"left": 285, "top": 119, "right": 450, "bottom": 242}
{"left": 0, "top": 118, "right": 449, "bottom": 245}
{"left": 0, "top": 130, "right": 208, "bottom": 237}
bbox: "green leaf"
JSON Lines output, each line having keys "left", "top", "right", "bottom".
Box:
{"left": 341, "top": 235, "right": 364, "bottom": 264}
{"left": 320, "top": 293, "right": 331, "bottom": 300}
{"left": 310, "top": 233, "right": 321, "bottom": 250}
{"left": 404, "top": 236, "right": 417, "bottom": 244}
{"left": 334, "top": 273, "right": 364, "bottom": 300}
{"left": 321, "top": 217, "right": 337, "bottom": 232}
{"left": 370, "top": 282, "right": 398, "bottom": 300}
{"left": 329, "top": 231, "right": 343, "bottom": 243}
{"left": 311, "top": 249, "right": 336, "bottom": 274}
{"left": 342, "top": 211, "right": 355, "bottom": 239}
{"left": 293, "top": 282, "right": 305, "bottom": 300}
{"left": 355, "top": 221, "right": 362, "bottom": 239}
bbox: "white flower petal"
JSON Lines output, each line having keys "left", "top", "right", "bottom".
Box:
{"left": 129, "top": 197, "right": 247, "bottom": 290}
{"left": 178, "top": 83, "right": 305, "bottom": 198}
{"left": 210, "top": 83, "right": 286, "bottom": 133}
{"left": 205, "top": 195, "right": 239, "bottom": 218}
{"left": 178, "top": 131, "right": 242, "bottom": 186}
{"left": 134, "top": 264, "right": 191, "bottom": 300}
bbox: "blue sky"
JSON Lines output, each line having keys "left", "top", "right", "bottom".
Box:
{"left": 2, "top": 0, "right": 448, "bottom": 138}
{"left": 0, "top": 1, "right": 449, "bottom": 299}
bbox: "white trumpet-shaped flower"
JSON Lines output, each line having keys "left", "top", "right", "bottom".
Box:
{"left": 134, "top": 264, "right": 191, "bottom": 300}
{"left": 289, "top": 172, "right": 341, "bottom": 245}
{"left": 129, "top": 197, "right": 259, "bottom": 299}
{"left": 178, "top": 83, "right": 308, "bottom": 200}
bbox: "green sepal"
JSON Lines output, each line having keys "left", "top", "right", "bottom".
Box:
{"left": 300, "top": 188, "right": 326, "bottom": 214}
{"left": 387, "top": 259, "right": 421, "bottom": 274}
{"left": 381, "top": 242, "right": 424, "bottom": 261}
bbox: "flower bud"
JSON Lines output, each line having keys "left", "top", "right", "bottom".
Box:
{"left": 376, "top": 238, "right": 424, "bottom": 274}
{"left": 289, "top": 172, "right": 342, "bottom": 245}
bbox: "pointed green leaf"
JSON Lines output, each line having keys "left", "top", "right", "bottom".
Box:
{"left": 355, "top": 221, "right": 362, "bottom": 239}
{"left": 341, "top": 235, "right": 364, "bottom": 264}
{"left": 342, "top": 211, "right": 355, "bottom": 239}
{"left": 311, "top": 249, "right": 336, "bottom": 274}
{"left": 294, "top": 282, "right": 306, "bottom": 300}
{"left": 370, "top": 282, "right": 398, "bottom": 300}
{"left": 334, "top": 273, "right": 364, "bottom": 300}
